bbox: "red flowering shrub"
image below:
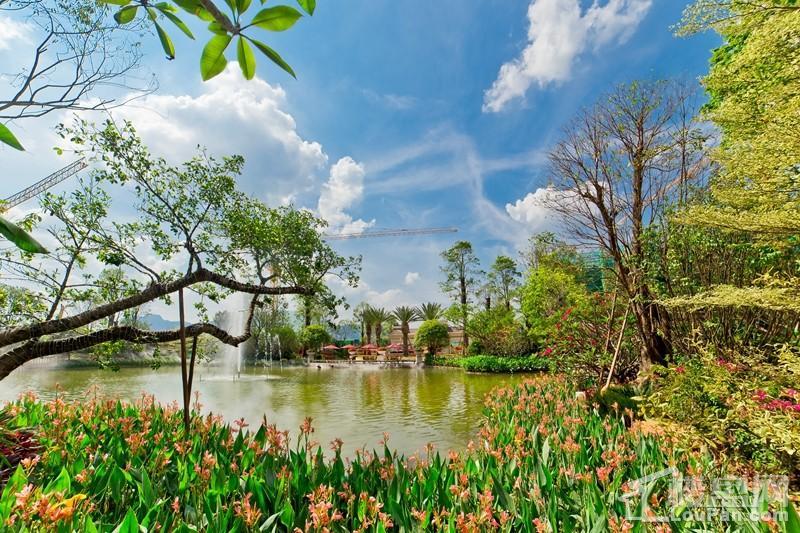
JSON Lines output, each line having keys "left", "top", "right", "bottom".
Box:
{"left": 543, "top": 292, "right": 639, "bottom": 388}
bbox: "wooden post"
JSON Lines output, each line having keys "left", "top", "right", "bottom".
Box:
{"left": 602, "top": 303, "right": 630, "bottom": 393}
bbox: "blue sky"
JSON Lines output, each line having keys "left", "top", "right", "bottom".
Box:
{"left": 1, "top": 0, "right": 719, "bottom": 318}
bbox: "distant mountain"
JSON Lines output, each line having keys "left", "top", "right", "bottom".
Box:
{"left": 141, "top": 313, "right": 180, "bottom": 331}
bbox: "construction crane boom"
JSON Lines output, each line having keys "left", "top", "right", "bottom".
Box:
{"left": 2, "top": 159, "right": 87, "bottom": 211}
{"left": 324, "top": 227, "right": 457, "bottom": 240}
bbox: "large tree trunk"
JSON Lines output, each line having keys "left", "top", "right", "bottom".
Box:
{"left": 402, "top": 324, "right": 409, "bottom": 356}
{"left": 630, "top": 290, "right": 671, "bottom": 372}
{"left": 460, "top": 275, "right": 469, "bottom": 349}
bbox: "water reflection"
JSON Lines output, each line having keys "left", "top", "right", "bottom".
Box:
{"left": 0, "top": 364, "right": 524, "bottom": 457}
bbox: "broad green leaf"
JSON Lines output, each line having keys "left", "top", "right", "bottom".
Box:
{"left": 207, "top": 20, "right": 228, "bottom": 35}
{"left": 172, "top": 0, "right": 200, "bottom": 13}
{"left": 237, "top": 37, "right": 256, "bottom": 80}
{"left": 236, "top": 0, "right": 252, "bottom": 15}
{"left": 786, "top": 502, "right": 800, "bottom": 533}
{"left": 249, "top": 6, "right": 302, "bottom": 31}
{"left": 200, "top": 34, "right": 231, "bottom": 80}
{"left": 0, "top": 215, "right": 48, "bottom": 253}
{"left": 195, "top": 7, "right": 215, "bottom": 21}
{"left": 44, "top": 467, "right": 70, "bottom": 494}
{"left": 154, "top": 21, "right": 175, "bottom": 59}
{"left": 296, "top": 0, "right": 315, "bottom": 15}
{"left": 113, "top": 508, "right": 139, "bottom": 533}
{"left": 249, "top": 38, "right": 295, "bottom": 78}
{"left": 162, "top": 11, "right": 195, "bottom": 39}
{"left": 0, "top": 467, "right": 27, "bottom": 520}
{"left": 0, "top": 122, "right": 23, "bottom": 151}
{"left": 114, "top": 5, "right": 138, "bottom": 24}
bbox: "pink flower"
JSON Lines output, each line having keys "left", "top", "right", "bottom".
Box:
{"left": 675, "top": 366, "right": 685, "bottom": 374}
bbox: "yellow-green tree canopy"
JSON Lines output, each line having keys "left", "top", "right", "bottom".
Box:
{"left": 678, "top": 1, "right": 800, "bottom": 239}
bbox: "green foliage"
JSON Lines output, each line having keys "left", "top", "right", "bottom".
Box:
{"left": 486, "top": 255, "right": 520, "bottom": 310}
{"left": 452, "top": 355, "right": 549, "bottom": 373}
{"left": 2, "top": 378, "right": 796, "bottom": 530}
{"left": 520, "top": 265, "right": 588, "bottom": 344}
{"left": 273, "top": 325, "right": 299, "bottom": 358}
{"left": 467, "top": 307, "right": 533, "bottom": 357}
{"left": 298, "top": 324, "right": 331, "bottom": 352}
{"left": 99, "top": 0, "right": 315, "bottom": 81}
{"left": 391, "top": 306, "right": 419, "bottom": 355}
{"left": 0, "top": 216, "right": 48, "bottom": 254}
{"left": 0, "top": 123, "right": 24, "bottom": 151}
{"left": 439, "top": 241, "right": 481, "bottom": 343}
{"left": 644, "top": 346, "right": 800, "bottom": 475}
{"left": 414, "top": 320, "right": 450, "bottom": 361}
{"left": 416, "top": 302, "right": 444, "bottom": 321}
{"left": 678, "top": 1, "right": 800, "bottom": 240}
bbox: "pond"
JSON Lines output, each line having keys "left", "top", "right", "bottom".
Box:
{"left": 0, "top": 363, "right": 525, "bottom": 457}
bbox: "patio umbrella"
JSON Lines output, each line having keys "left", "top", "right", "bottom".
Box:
{"left": 322, "top": 344, "right": 339, "bottom": 351}
{"left": 388, "top": 343, "right": 402, "bottom": 350}
{"left": 342, "top": 344, "right": 357, "bottom": 350}
{"left": 361, "top": 344, "right": 377, "bottom": 350}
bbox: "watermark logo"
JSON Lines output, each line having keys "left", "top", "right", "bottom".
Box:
{"left": 620, "top": 468, "right": 790, "bottom": 523}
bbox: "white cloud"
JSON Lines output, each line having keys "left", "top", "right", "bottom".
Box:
{"left": 483, "top": 0, "right": 652, "bottom": 112}
{"left": 361, "top": 89, "right": 417, "bottom": 110}
{"left": 0, "top": 16, "right": 34, "bottom": 50}
{"left": 317, "top": 156, "right": 374, "bottom": 234}
{"left": 506, "top": 187, "right": 561, "bottom": 229}
{"left": 110, "top": 66, "right": 329, "bottom": 205}
{"left": 404, "top": 272, "right": 420, "bottom": 285}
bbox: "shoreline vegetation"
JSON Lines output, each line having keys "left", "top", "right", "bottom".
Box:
{"left": 2, "top": 377, "right": 797, "bottom": 531}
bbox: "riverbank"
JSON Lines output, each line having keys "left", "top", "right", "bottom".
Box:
{"left": 2, "top": 376, "right": 796, "bottom": 531}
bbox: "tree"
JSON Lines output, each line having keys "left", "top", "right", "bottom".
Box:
{"left": 676, "top": 1, "right": 799, "bottom": 239}
{"left": 487, "top": 255, "right": 520, "bottom": 310}
{"left": 361, "top": 305, "right": 376, "bottom": 345}
{"left": 520, "top": 266, "right": 589, "bottom": 345}
{"left": 0, "top": 120, "right": 359, "bottom": 381}
{"left": 0, "top": 0, "right": 317, "bottom": 151}
{"left": 439, "top": 241, "right": 481, "bottom": 349}
{"left": 543, "top": 80, "right": 710, "bottom": 373}
{"left": 370, "top": 307, "right": 392, "bottom": 346}
{"left": 298, "top": 324, "right": 331, "bottom": 355}
{"left": 417, "top": 302, "right": 443, "bottom": 321}
{"left": 250, "top": 295, "right": 291, "bottom": 356}
{"left": 392, "top": 306, "right": 419, "bottom": 359}
{"left": 0, "top": 0, "right": 319, "bottom": 253}
{"left": 467, "top": 306, "right": 533, "bottom": 357}
{"left": 673, "top": 1, "right": 800, "bottom": 303}
{"left": 414, "top": 319, "right": 450, "bottom": 364}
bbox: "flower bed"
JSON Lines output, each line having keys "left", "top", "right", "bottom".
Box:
{"left": 1, "top": 379, "right": 797, "bottom": 531}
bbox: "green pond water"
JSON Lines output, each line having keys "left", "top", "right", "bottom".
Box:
{"left": 0, "top": 364, "right": 524, "bottom": 457}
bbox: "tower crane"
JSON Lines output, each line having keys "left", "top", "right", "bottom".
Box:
{"left": 324, "top": 227, "right": 457, "bottom": 240}
{"left": 2, "top": 160, "right": 458, "bottom": 243}
{"left": 2, "top": 159, "right": 87, "bottom": 212}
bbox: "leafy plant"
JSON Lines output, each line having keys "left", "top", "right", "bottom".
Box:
{"left": 414, "top": 320, "right": 450, "bottom": 363}
{"left": 2, "top": 378, "right": 797, "bottom": 530}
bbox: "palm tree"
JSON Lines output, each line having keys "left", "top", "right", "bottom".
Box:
{"left": 371, "top": 307, "right": 393, "bottom": 346}
{"left": 362, "top": 305, "right": 377, "bottom": 345}
{"left": 392, "top": 306, "right": 419, "bottom": 359}
{"left": 417, "top": 302, "right": 443, "bottom": 321}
